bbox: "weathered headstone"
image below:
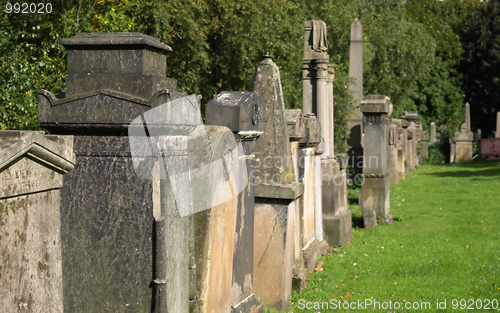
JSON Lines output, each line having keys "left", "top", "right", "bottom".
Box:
{"left": 205, "top": 91, "right": 266, "bottom": 313}
{"left": 403, "top": 112, "right": 418, "bottom": 171}
{"left": 386, "top": 119, "right": 399, "bottom": 184}
{"left": 347, "top": 18, "right": 364, "bottom": 181}
{"left": 454, "top": 123, "right": 473, "bottom": 163}
{"left": 285, "top": 110, "right": 309, "bottom": 290}
{"left": 450, "top": 138, "right": 456, "bottom": 163}
{"left": 479, "top": 138, "right": 500, "bottom": 159}
{"left": 37, "top": 32, "right": 196, "bottom": 312}
{"left": 466, "top": 102, "right": 471, "bottom": 131}
{"left": 474, "top": 129, "right": 482, "bottom": 144}
{"left": 0, "top": 131, "right": 75, "bottom": 313}
{"left": 360, "top": 95, "right": 392, "bottom": 227}
{"left": 496, "top": 112, "right": 500, "bottom": 138}
{"left": 251, "top": 55, "right": 303, "bottom": 310}
{"left": 420, "top": 131, "right": 429, "bottom": 161}
{"left": 430, "top": 122, "right": 437, "bottom": 144}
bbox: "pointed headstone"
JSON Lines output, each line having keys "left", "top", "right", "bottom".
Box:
{"left": 250, "top": 55, "right": 303, "bottom": 310}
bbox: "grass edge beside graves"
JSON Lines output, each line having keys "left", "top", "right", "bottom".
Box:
{"left": 264, "top": 160, "right": 500, "bottom": 313}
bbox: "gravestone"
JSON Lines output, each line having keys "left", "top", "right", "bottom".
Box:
{"left": 392, "top": 119, "right": 405, "bottom": 179}
{"left": 285, "top": 109, "right": 309, "bottom": 290}
{"left": 37, "top": 32, "right": 198, "bottom": 312}
{"left": 465, "top": 102, "right": 471, "bottom": 131}
{"left": 454, "top": 123, "right": 473, "bottom": 163}
{"left": 386, "top": 119, "right": 399, "bottom": 184}
{"left": 474, "top": 129, "right": 482, "bottom": 144}
{"left": 0, "top": 130, "right": 75, "bottom": 312}
{"left": 430, "top": 122, "right": 437, "bottom": 144}
{"left": 205, "top": 91, "right": 266, "bottom": 313}
{"left": 360, "top": 95, "right": 392, "bottom": 227}
{"left": 479, "top": 138, "right": 500, "bottom": 159}
{"left": 250, "top": 55, "right": 303, "bottom": 310}
{"left": 403, "top": 112, "right": 418, "bottom": 172}
{"left": 496, "top": 112, "right": 500, "bottom": 138}
{"left": 347, "top": 18, "right": 364, "bottom": 179}
{"left": 420, "top": 131, "right": 429, "bottom": 161}
{"left": 294, "top": 112, "right": 320, "bottom": 274}
{"left": 450, "top": 139, "right": 456, "bottom": 163}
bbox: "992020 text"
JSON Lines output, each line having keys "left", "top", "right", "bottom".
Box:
{"left": 5, "top": 2, "right": 52, "bottom": 14}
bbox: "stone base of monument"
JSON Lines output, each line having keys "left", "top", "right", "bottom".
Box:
{"left": 361, "top": 174, "right": 391, "bottom": 226}
{"left": 292, "top": 264, "right": 308, "bottom": 292}
{"left": 303, "top": 238, "right": 320, "bottom": 273}
{"left": 254, "top": 191, "right": 300, "bottom": 310}
{"left": 231, "top": 295, "right": 263, "bottom": 313}
{"left": 323, "top": 209, "right": 352, "bottom": 247}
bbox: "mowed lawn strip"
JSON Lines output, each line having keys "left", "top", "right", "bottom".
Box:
{"left": 265, "top": 160, "right": 500, "bottom": 313}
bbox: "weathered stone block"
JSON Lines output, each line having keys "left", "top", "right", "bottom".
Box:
{"left": 0, "top": 130, "right": 75, "bottom": 313}
{"left": 323, "top": 209, "right": 352, "bottom": 247}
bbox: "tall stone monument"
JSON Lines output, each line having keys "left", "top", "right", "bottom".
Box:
{"left": 205, "top": 91, "right": 267, "bottom": 313}
{"left": 360, "top": 95, "right": 392, "bottom": 227}
{"left": 302, "top": 19, "right": 350, "bottom": 249}
{"left": 250, "top": 55, "right": 303, "bottom": 310}
{"left": 386, "top": 119, "right": 399, "bottom": 184}
{"left": 0, "top": 131, "right": 75, "bottom": 313}
{"left": 347, "top": 18, "right": 364, "bottom": 182}
{"left": 465, "top": 102, "right": 471, "bottom": 131}
{"left": 37, "top": 33, "right": 195, "bottom": 312}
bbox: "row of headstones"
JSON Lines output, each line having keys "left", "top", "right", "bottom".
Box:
{"left": 0, "top": 26, "right": 355, "bottom": 312}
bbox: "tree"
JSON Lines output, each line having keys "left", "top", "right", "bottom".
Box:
{"left": 460, "top": 0, "right": 499, "bottom": 136}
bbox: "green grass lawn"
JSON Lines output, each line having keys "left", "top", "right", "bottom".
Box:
{"left": 265, "top": 160, "right": 500, "bottom": 312}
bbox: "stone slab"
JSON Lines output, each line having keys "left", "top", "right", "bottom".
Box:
{"left": 323, "top": 209, "right": 352, "bottom": 247}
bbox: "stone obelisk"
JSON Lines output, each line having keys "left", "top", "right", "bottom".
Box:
{"left": 347, "top": 18, "right": 363, "bottom": 183}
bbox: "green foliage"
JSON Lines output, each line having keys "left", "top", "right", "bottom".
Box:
{"left": 427, "top": 141, "right": 447, "bottom": 164}
{"left": 0, "top": 0, "right": 152, "bottom": 130}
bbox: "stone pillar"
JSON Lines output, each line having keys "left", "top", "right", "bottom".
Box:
{"left": 415, "top": 122, "right": 423, "bottom": 167}
{"left": 403, "top": 112, "right": 418, "bottom": 171}
{"left": 38, "top": 32, "right": 182, "bottom": 312}
{"left": 327, "top": 64, "right": 336, "bottom": 157}
{"left": 386, "top": 119, "right": 399, "bottom": 184}
{"left": 347, "top": 18, "right": 364, "bottom": 182}
{"left": 466, "top": 102, "right": 471, "bottom": 131}
{"left": 455, "top": 123, "right": 473, "bottom": 163}
{"left": 302, "top": 19, "right": 342, "bottom": 253}
{"left": 397, "top": 120, "right": 406, "bottom": 179}
{"left": 0, "top": 130, "right": 75, "bottom": 313}
{"left": 430, "top": 122, "right": 437, "bottom": 144}
{"left": 205, "top": 91, "right": 267, "bottom": 313}
{"left": 360, "top": 95, "right": 392, "bottom": 227}
{"left": 250, "top": 55, "right": 303, "bottom": 310}
{"left": 496, "top": 112, "right": 500, "bottom": 138}
{"left": 420, "top": 131, "right": 429, "bottom": 161}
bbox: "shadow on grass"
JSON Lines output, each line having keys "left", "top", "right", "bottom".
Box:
{"left": 422, "top": 160, "right": 500, "bottom": 178}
